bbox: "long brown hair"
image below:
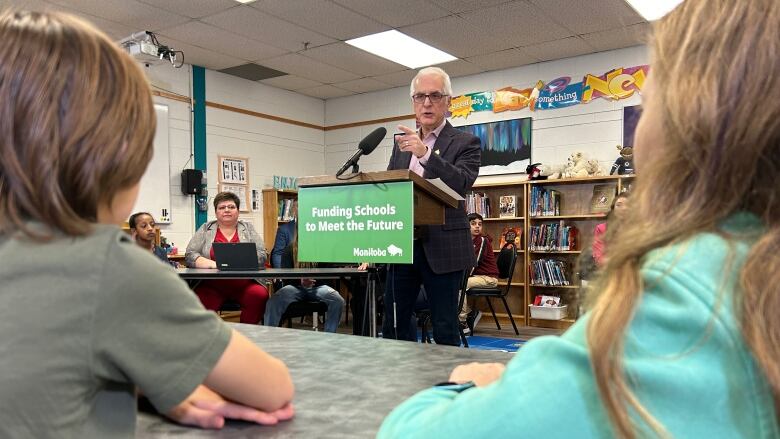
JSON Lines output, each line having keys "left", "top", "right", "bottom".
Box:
{"left": 586, "top": 0, "right": 780, "bottom": 437}
{"left": 0, "top": 10, "right": 155, "bottom": 239}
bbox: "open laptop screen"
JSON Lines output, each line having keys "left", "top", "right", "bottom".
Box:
{"left": 212, "top": 242, "right": 260, "bottom": 271}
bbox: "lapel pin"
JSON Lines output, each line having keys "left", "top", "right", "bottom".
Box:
{"left": 435, "top": 149, "right": 440, "bottom": 155}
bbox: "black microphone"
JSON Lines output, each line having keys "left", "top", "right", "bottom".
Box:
{"left": 335, "top": 127, "right": 386, "bottom": 176}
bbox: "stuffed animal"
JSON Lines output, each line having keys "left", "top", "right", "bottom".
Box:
{"left": 525, "top": 163, "right": 561, "bottom": 180}
{"left": 610, "top": 145, "right": 635, "bottom": 175}
{"left": 585, "top": 159, "right": 605, "bottom": 176}
{"left": 525, "top": 163, "right": 547, "bottom": 180}
{"left": 562, "top": 152, "right": 589, "bottom": 178}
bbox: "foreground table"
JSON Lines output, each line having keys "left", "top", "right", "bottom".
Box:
{"left": 137, "top": 324, "right": 513, "bottom": 438}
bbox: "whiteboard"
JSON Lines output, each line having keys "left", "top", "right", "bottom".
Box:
{"left": 132, "top": 104, "right": 172, "bottom": 223}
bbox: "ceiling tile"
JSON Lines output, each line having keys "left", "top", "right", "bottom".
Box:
{"left": 459, "top": 1, "right": 572, "bottom": 47}
{"left": 260, "top": 75, "right": 323, "bottom": 90}
{"left": 581, "top": 22, "right": 650, "bottom": 52}
{"left": 429, "top": 0, "right": 508, "bottom": 13}
{"left": 528, "top": 0, "right": 645, "bottom": 35}
{"left": 260, "top": 53, "right": 361, "bottom": 83}
{"left": 333, "top": 77, "right": 390, "bottom": 93}
{"left": 156, "top": 36, "right": 245, "bottom": 70}
{"left": 435, "top": 59, "right": 484, "bottom": 78}
{"left": 371, "top": 69, "right": 418, "bottom": 87}
{"left": 466, "top": 48, "right": 539, "bottom": 71}
{"left": 45, "top": 0, "right": 190, "bottom": 31}
{"left": 301, "top": 43, "right": 406, "bottom": 77}
{"left": 157, "top": 21, "right": 287, "bottom": 62}
{"left": 400, "top": 15, "right": 511, "bottom": 58}
{"left": 249, "top": 0, "right": 388, "bottom": 40}
{"left": 136, "top": 0, "right": 239, "bottom": 19}
{"left": 333, "top": 0, "right": 451, "bottom": 27}
{"left": 520, "top": 36, "right": 596, "bottom": 61}
{"left": 202, "top": 5, "right": 335, "bottom": 52}
{"left": 297, "top": 84, "right": 355, "bottom": 99}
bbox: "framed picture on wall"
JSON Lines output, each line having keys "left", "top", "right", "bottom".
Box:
{"left": 218, "top": 155, "right": 249, "bottom": 184}
{"left": 457, "top": 117, "right": 532, "bottom": 176}
{"left": 218, "top": 183, "right": 250, "bottom": 213}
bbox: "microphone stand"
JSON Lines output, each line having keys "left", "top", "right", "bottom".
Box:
{"left": 350, "top": 163, "right": 359, "bottom": 174}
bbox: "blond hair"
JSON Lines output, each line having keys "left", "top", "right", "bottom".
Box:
{"left": 586, "top": 0, "right": 780, "bottom": 437}
{"left": 0, "top": 10, "right": 155, "bottom": 239}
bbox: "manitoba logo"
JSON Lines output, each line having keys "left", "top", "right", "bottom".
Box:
{"left": 352, "top": 244, "right": 404, "bottom": 257}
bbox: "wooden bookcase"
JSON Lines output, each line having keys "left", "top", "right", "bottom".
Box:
{"left": 261, "top": 188, "right": 297, "bottom": 253}
{"left": 468, "top": 175, "right": 634, "bottom": 331}
{"left": 525, "top": 175, "right": 632, "bottom": 329}
{"left": 468, "top": 182, "right": 527, "bottom": 326}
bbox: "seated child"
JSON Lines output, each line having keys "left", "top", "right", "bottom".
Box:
{"left": 0, "top": 10, "right": 293, "bottom": 437}
{"left": 264, "top": 235, "right": 346, "bottom": 332}
{"left": 459, "top": 213, "right": 499, "bottom": 333}
{"left": 129, "top": 211, "right": 174, "bottom": 265}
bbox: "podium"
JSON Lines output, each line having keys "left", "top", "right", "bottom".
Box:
{"left": 297, "top": 170, "right": 461, "bottom": 336}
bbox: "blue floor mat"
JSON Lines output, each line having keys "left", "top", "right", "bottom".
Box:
{"left": 414, "top": 331, "right": 526, "bottom": 352}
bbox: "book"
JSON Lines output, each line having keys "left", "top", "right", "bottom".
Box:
{"left": 590, "top": 184, "right": 616, "bottom": 214}
{"left": 499, "top": 226, "right": 522, "bottom": 248}
{"left": 534, "top": 295, "right": 562, "bottom": 307}
{"left": 499, "top": 195, "right": 517, "bottom": 217}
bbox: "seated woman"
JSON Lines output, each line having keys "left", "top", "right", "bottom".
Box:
{"left": 379, "top": 1, "right": 780, "bottom": 437}
{"left": 264, "top": 235, "right": 345, "bottom": 332}
{"left": 128, "top": 212, "right": 173, "bottom": 265}
{"left": 0, "top": 10, "right": 292, "bottom": 436}
{"left": 185, "top": 192, "right": 269, "bottom": 324}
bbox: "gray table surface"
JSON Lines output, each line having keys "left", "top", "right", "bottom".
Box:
{"left": 137, "top": 324, "right": 513, "bottom": 438}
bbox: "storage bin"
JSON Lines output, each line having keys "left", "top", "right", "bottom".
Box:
{"left": 529, "top": 304, "right": 568, "bottom": 320}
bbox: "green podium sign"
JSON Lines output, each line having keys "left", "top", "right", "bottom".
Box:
{"left": 298, "top": 181, "right": 413, "bottom": 264}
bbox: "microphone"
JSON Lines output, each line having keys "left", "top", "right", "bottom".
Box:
{"left": 335, "top": 127, "right": 386, "bottom": 177}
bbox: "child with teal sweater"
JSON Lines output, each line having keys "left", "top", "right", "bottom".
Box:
{"left": 380, "top": 1, "right": 780, "bottom": 437}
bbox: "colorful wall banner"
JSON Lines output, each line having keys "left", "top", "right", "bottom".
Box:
{"left": 448, "top": 64, "right": 648, "bottom": 119}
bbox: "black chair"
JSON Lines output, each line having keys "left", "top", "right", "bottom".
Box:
{"left": 466, "top": 242, "right": 519, "bottom": 335}
{"left": 279, "top": 300, "right": 328, "bottom": 331}
{"left": 417, "top": 270, "right": 470, "bottom": 347}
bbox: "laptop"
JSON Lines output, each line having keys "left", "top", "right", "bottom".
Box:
{"left": 212, "top": 242, "right": 260, "bottom": 271}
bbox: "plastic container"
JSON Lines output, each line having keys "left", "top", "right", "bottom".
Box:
{"left": 529, "top": 304, "right": 568, "bottom": 320}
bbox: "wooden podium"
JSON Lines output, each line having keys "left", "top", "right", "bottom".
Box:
{"left": 297, "top": 170, "right": 461, "bottom": 336}
{"left": 298, "top": 169, "right": 460, "bottom": 226}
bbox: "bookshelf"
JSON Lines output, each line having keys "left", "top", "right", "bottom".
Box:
{"left": 526, "top": 175, "right": 632, "bottom": 329}
{"left": 468, "top": 182, "right": 528, "bottom": 325}
{"left": 261, "top": 188, "right": 297, "bottom": 253}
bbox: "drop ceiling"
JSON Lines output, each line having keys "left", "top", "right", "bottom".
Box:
{"left": 0, "top": 0, "right": 649, "bottom": 99}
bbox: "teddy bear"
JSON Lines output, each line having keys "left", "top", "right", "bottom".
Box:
{"left": 610, "top": 145, "right": 635, "bottom": 175}
{"left": 585, "top": 159, "right": 605, "bottom": 176}
{"left": 562, "top": 152, "right": 589, "bottom": 178}
{"left": 525, "top": 163, "right": 561, "bottom": 180}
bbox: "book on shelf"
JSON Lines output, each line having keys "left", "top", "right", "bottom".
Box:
{"left": 499, "top": 226, "right": 522, "bottom": 248}
{"left": 528, "top": 222, "right": 578, "bottom": 251}
{"left": 529, "top": 186, "right": 561, "bottom": 216}
{"left": 499, "top": 195, "right": 517, "bottom": 217}
{"left": 278, "top": 198, "right": 295, "bottom": 221}
{"left": 529, "top": 258, "right": 570, "bottom": 286}
{"left": 466, "top": 191, "right": 491, "bottom": 218}
{"left": 533, "top": 295, "right": 562, "bottom": 307}
{"left": 590, "top": 184, "right": 616, "bottom": 214}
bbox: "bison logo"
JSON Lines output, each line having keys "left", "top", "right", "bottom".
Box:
{"left": 387, "top": 244, "right": 403, "bottom": 257}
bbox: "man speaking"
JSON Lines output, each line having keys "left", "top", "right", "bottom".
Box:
{"left": 384, "top": 67, "right": 481, "bottom": 346}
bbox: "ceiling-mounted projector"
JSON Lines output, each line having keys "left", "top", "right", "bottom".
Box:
{"left": 119, "top": 31, "right": 183, "bottom": 68}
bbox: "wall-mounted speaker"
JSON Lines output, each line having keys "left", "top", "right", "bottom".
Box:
{"left": 181, "top": 169, "right": 203, "bottom": 195}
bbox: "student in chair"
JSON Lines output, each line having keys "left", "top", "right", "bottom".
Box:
{"left": 0, "top": 10, "right": 293, "bottom": 437}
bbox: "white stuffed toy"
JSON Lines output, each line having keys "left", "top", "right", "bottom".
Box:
{"left": 562, "top": 152, "right": 589, "bottom": 178}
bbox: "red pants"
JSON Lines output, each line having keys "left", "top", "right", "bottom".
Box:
{"left": 195, "top": 279, "right": 269, "bottom": 324}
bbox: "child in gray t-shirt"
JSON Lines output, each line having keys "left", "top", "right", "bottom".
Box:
{"left": 0, "top": 10, "right": 293, "bottom": 438}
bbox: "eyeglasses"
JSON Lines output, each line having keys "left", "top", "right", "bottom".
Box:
{"left": 217, "top": 205, "right": 237, "bottom": 211}
{"left": 412, "top": 92, "right": 448, "bottom": 104}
